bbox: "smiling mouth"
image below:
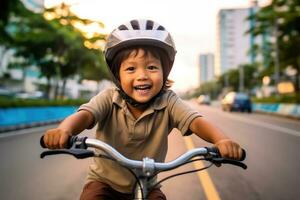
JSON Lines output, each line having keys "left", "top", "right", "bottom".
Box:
{"left": 134, "top": 84, "right": 152, "bottom": 90}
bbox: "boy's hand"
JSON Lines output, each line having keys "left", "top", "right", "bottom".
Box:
{"left": 43, "top": 128, "right": 71, "bottom": 149}
{"left": 215, "top": 139, "right": 243, "bottom": 160}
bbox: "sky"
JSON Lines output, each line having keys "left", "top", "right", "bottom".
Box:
{"left": 44, "top": 0, "right": 270, "bottom": 93}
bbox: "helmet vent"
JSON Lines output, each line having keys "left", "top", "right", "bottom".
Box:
{"left": 130, "top": 20, "right": 140, "bottom": 30}
{"left": 157, "top": 25, "right": 165, "bottom": 31}
{"left": 146, "top": 20, "right": 154, "bottom": 30}
{"left": 118, "top": 25, "right": 128, "bottom": 30}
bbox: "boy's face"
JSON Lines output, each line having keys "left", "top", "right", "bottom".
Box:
{"left": 119, "top": 49, "right": 163, "bottom": 104}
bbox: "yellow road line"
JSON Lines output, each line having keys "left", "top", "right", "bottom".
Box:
{"left": 183, "top": 137, "right": 221, "bottom": 200}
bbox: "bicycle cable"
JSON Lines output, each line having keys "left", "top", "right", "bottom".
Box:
{"left": 126, "top": 167, "right": 145, "bottom": 200}
{"left": 150, "top": 157, "right": 206, "bottom": 179}
{"left": 95, "top": 153, "right": 145, "bottom": 199}
{"left": 151, "top": 161, "right": 214, "bottom": 189}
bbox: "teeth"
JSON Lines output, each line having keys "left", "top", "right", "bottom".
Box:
{"left": 134, "top": 85, "right": 151, "bottom": 90}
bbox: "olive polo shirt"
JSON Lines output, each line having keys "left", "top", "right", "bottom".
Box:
{"left": 78, "top": 87, "right": 201, "bottom": 193}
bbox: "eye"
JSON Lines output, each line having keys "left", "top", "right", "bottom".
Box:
{"left": 125, "top": 66, "right": 135, "bottom": 72}
{"left": 147, "top": 65, "right": 159, "bottom": 70}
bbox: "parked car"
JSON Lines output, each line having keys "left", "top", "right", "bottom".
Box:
{"left": 221, "top": 92, "right": 252, "bottom": 112}
{"left": 197, "top": 95, "right": 211, "bottom": 105}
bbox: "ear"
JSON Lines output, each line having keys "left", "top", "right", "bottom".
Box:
{"left": 164, "top": 79, "right": 174, "bottom": 89}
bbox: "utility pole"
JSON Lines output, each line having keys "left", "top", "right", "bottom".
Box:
{"left": 239, "top": 65, "right": 244, "bottom": 92}
{"left": 224, "top": 73, "right": 229, "bottom": 88}
{"left": 274, "top": 18, "right": 280, "bottom": 93}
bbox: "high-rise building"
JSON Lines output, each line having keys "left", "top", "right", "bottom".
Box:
{"left": 215, "top": 1, "right": 261, "bottom": 76}
{"left": 199, "top": 53, "right": 214, "bottom": 84}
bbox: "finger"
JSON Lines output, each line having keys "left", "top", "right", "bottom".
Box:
{"left": 232, "top": 144, "right": 239, "bottom": 160}
{"left": 59, "top": 134, "right": 69, "bottom": 149}
{"left": 48, "top": 134, "right": 54, "bottom": 149}
{"left": 43, "top": 134, "right": 49, "bottom": 148}
{"left": 219, "top": 144, "right": 229, "bottom": 158}
{"left": 227, "top": 144, "right": 234, "bottom": 159}
{"left": 53, "top": 132, "right": 61, "bottom": 149}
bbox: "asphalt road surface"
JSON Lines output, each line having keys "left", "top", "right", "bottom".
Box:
{"left": 1, "top": 101, "right": 299, "bottom": 200}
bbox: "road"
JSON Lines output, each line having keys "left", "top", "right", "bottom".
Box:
{"left": 0, "top": 102, "right": 300, "bottom": 200}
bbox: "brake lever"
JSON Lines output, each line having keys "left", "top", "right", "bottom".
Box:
{"left": 40, "top": 149, "right": 94, "bottom": 159}
{"left": 210, "top": 157, "right": 247, "bottom": 169}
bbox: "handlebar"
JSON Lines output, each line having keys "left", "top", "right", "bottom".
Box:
{"left": 40, "top": 136, "right": 247, "bottom": 170}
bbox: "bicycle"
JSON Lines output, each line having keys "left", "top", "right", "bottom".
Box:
{"left": 40, "top": 136, "right": 247, "bottom": 200}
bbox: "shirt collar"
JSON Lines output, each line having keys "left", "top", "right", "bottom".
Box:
{"left": 112, "top": 88, "right": 126, "bottom": 108}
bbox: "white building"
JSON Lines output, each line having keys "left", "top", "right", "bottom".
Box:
{"left": 199, "top": 53, "right": 214, "bottom": 84}
{"left": 215, "top": 1, "right": 262, "bottom": 76}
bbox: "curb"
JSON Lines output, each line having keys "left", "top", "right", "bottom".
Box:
{"left": 0, "top": 119, "right": 62, "bottom": 133}
{"left": 253, "top": 103, "right": 300, "bottom": 119}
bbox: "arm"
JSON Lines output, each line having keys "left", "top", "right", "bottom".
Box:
{"left": 43, "top": 110, "right": 94, "bottom": 149}
{"left": 189, "top": 117, "right": 242, "bottom": 160}
{"left": 57, "top": 110, "right": 94, "bottom": 135}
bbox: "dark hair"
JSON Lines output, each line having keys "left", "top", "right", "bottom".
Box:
{"left": 110, "top": 45, "right": 172, "bottom": 88}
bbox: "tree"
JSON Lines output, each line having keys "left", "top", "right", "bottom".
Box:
{"left": 41, "top": 3, "right": 110, "bottom": 98}
{"left": 0, "top": 0, "right": 32, "bottom": 81}
{"left": 218, "top": 69, "right": 239, "bottom": 91}
{"left": 217, "top": 63, "right": 258, "bottom": 93}
{"left": 4, "top": 1, "right": 110, "bottom": 99}
{"left": 0, "top": 0, "right": 23, "bottom": 44}
{"left": 247, "top": 0, "right": 300, "bottom": 92}
{"left": 197, "top": 80, "right": 222, "bottom": 99}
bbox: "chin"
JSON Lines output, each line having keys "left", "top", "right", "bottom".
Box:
{"left": 135, "top": 98, "right": 151, "bottom": 103}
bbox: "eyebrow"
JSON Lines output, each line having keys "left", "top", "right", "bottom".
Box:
{"left": 123, "top": 59, "right": 161, "bottom": 65}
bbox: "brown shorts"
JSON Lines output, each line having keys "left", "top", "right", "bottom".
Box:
{"left": 80, "top": 181, "right": 167, "bottom": 200}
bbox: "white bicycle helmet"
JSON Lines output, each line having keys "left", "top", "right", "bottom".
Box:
{"left": 104, "top": 19, "right": 176, "bottom": 69}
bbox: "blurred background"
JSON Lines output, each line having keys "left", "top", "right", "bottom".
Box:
{"left": 0, "top": 0, "right": 299, "bottom": 122}
{"left": 0, "top": 0, "right": 300, "bottom": 200}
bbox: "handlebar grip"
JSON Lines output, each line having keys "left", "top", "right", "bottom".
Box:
{"left": 40, "top": 136, "right": 46, "bottom": 148}
{"left": 240, "top": 149, "right": 246, "bottom": 161}
{"left": 207, "top": 147, "right": 246, "bottom": 161}
{"left": 40, "top": 135, "right": 77, "bottom": 149}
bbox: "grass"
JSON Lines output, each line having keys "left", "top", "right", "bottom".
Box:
{"left": 252, "top": 93, "right": 300, "bottom": 104}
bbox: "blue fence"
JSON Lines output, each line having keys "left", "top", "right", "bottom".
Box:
{"left": 253, "top": 103, "right": 300, "bottom": 118}
{"left": 0, "top": 106, "right": 77, "bottom": 128}
{"left": 1, "top": 103, "right": 299, "bottom": 132}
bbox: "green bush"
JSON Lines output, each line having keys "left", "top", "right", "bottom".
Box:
{"left": 252, "top": 93, "right": 300, "bottom": 104}
{"left": 0, "top": 97, "right": 88, "bottom": 108}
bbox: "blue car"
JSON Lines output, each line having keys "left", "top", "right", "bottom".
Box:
{"left": 221, "top": 92, "right": 252, "bottom": 113}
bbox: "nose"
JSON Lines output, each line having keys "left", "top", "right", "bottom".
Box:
{"left": 137, "top": 68, "right": 149, "bottom": 80}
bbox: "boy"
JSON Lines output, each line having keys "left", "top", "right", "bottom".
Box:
{"left": 42, "top": 19, "right": 243, "bottom": 200}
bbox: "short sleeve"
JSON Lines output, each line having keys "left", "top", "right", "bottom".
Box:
{"left": 77, "top": 88, "right": 113, "bottom": 129}
{"left": 167, "top": 91, "right": 202, "bottom": 136}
